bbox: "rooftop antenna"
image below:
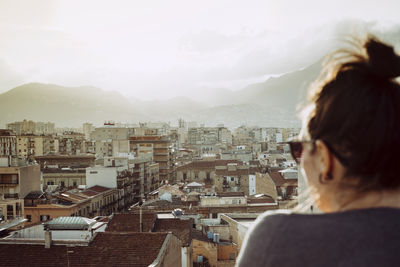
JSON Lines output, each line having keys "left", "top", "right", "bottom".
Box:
{"left": 139, "top": 200, "right": 143, "bottom": 232}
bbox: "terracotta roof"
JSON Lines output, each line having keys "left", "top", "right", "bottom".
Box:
{"left": 0, "top": 232, "right": 168, "bottom": 267}
{"left": 56, "top": 192, "right": 89, "bottom": 204}
{"left": 24, "top": 190, "right": 45, "bottom": 199}
{"left": 154, "top": 218, "right": 193, "bottom": 246}
{"left": 80, "top": 185, "right": 112, "bottom": 197}
{"left": 106, "top": 213, "right": 157, "bottom": 232}
{"left": 191, "top": 229, "right": 211, "bottom": 242}
{"left": 268, "top": 171, "right": 298, "bottom": 187}
{"left": 86, "top": 185, "right": 111, "bottom": 193}
{"left": 143, "top": 197, "right": 184, "bottom": 208}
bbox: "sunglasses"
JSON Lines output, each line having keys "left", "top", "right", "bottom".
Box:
{"left": 281, "top": 140, "right": 348, "bottom": 166}
{"left": 280, "top": 140, "right": 314, "bottom": 164}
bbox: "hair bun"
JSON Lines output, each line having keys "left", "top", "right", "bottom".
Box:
{"left": 364, "top": 38, "right": 400, "bottom": 79}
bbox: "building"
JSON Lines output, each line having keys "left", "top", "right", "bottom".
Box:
{"left": 16, "top": 135, "right": 53, "bottom": 159}
{"left": 220, "top": 213, "right": 260, "bottom": 251}
{"left": 130, "top": 136, "right": 174, "bottom": 183}
{"left": 86, "top": 158, "right": 138, "bottom": 211}
{"left": 269, "top": 170, "right": 298, "bottom": 200}
{"left": 56, "top": 132, "right": 85, "bottom": 155}
{"left": 131, "top": 155, "right": 160, "bottom": 199}
{"left": 82, "top": 122, "right": 95, "bottom": 140}
{"left": 0, "top": 160, "right": 40, "bottom": 223}
{"left": 42, "top": 168, "right": 86, "bottom": 188}
{"left": 7, "top": 120, "right": 35, "bottom": 135}
{"left": 200, "top": 192, "right": 247, "bottom": 207}
{"left": 0, "top": 130, "right": 17, "bottom": 157}
{"left": 214, "top": 163, "right": 262, "bottom": 193}
{"left": 35, "top": 155, "right": 95, "bottom": 169}
{"left": 36, "top": 155, "right": 95, "bottom": 189}
{"left": 176, "top": 159, "right": 243, "bottom": 184}
{"left": 34, "top": 122, "right": 55, "bottom": 135}
{"left": 0, "top": 216, "right": 182, "bottom": 266}
{"left": 24, "top": 186, "right": 118, "bottom": 225}
{"left": 95, "top": 139, "right": 130, "bottom": 159}
{"left": 90, "top": 125, "right": 129, "bottom": 141}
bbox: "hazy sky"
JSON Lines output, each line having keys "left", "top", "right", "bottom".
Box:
{"left": 0, "top": 0, "right": 399, "bottom": 100}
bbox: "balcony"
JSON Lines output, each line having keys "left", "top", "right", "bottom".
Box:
{"left": 0, "top": 180, "right": 18, "bottom": 185}
{"left": 4, "top": 193, "right": 19, "bottom": 199}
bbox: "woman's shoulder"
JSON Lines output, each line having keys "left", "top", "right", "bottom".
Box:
{"left": 245, "top": 207, "right": 400, "bottom": 249}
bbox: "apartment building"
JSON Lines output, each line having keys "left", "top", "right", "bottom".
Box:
{"left": 130, "top": 136, "right": 174, "bottom": 183}
{"left": 16, "top": 135, "right": 53, "bottom": 159}
{"left": 86, "top": 158, "right": 138, "bottom": 211}
{"left": 0, "top": 158, "right": 40, "bottom": 222}
{"left": 90, "top": 125, "right": 129, "bottom": 141}
{"left": 0, "top": 130, "right": 17, "bottom": 156}
{"left": 56, "top": 132, "right": 85, "bottom": 155}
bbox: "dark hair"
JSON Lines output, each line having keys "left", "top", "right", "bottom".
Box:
{"left": 305, "top": 35, "right": 400, "bottom": 191}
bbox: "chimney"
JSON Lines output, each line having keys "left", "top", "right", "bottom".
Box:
{"left": 45, "top": 230, "right": 52, "bottom": 248}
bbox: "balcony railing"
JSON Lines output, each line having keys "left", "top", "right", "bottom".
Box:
{"left": 0, "top": 180, "right": 18, "bottom": 185}
{"left": 4, "top": 193, "right": 19, "bottom": 199}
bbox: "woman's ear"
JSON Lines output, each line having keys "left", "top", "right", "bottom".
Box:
{"left": 315, "top": 140, "right": 334, "bottom": 180}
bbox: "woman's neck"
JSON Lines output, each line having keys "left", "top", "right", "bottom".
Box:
{"left": 338, "top": 188, "right": 400, "bottom": 212}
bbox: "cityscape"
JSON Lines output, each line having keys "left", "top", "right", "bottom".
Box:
{"left": 0, "top": 1, "right": 398, "bottom": 266}
{"left": 0, "top": 119, "right": 300, "bottom": 266}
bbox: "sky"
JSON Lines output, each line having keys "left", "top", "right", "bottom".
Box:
{"left": 0, "top": 0, "right": 399, "bottom": 100}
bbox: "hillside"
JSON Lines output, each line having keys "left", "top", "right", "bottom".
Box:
{"left": 0, "top": 59, "right": 323, "bottom": 128}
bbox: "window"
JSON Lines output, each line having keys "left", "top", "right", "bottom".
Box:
{"left": 231, "top": 177, "right": 234, "bottom": 182}
{"left": 206, "top": 172, "right": 210, "bottom": 179}
{"left": 195, "top": 172, "right": 198, "bottom": 179}
{"left": 60, "top": 181, "right": 65, "bottom": 187}
{"left": 40, "top": 215, "right": 50, "bottom": 222}
{"left": 183, "top": 173, "right": 187, "bottom": 180}
{"left": 26, "top": 215, "right": 31, "bottom": 222}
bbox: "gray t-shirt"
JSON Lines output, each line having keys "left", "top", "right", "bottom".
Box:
{"left": 236, "top": 208, "right": 400, "bottom": 267}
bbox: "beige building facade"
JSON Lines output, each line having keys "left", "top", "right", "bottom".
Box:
{"left": 0, "top": 164, "right": 40, "bottom": 221}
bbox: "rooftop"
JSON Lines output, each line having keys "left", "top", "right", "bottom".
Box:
{"left": 154, "top": 218, "right": 193, "bottom": 246}
{"left": 106, "top": 213, "right": 157, "bottom": 232}
{"left": 44, "top": 217, "right": 98, "bottom": 230}
{"left": 0, "top": 232, "right": 169, "bottom": 267}
{"left": 269, "top": 172, "right": 298, "bottom": 187}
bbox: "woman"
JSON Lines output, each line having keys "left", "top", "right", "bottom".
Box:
{"left": 236, "top": 36, "right": 400, "bottom": 266}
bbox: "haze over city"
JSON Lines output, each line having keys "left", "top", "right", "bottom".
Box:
{"left": 1, "top": 0, "right": 399, "bottom": 101}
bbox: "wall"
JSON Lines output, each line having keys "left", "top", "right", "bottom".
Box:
{"left": 18, "top": 165, "right": 41, "bottom": 198}
{"left": 153, "top": 233, "right": 182, "bottom": 267}
{"left": 86, "top": 167, "right": 117, "bottom": 188}
{"left": 192, "top": 239, "right": 218, "bottom": 267}
{"left": 24, "top": 204, "right": 79, "bottom": 225}
{"left": 249, "top": 174, "right": 256, "bottom": 195}
{"left": 255, "top": 173, "right": 278, "bottom": 200}
{"left": 217, "top": 243, "right": 237, "bottom": 261}
{"left": 220, "top": 214, "right": 257, "bottom": 252}
{"left": 200, "top": 196, "right": 246, "bottom": 207}
{"left": 206, "top": 225, "right": 231, "bottom": 241}
{"left": 43, "top": 171, "right": 86, "bottom": 187}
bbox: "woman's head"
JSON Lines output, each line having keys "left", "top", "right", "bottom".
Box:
{"left": 300, "top": 36, "right": 400, "bottom": 210}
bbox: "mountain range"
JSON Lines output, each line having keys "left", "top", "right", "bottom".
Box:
{"left": 0, "top": 59, "right": 323, "bottom": 128}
